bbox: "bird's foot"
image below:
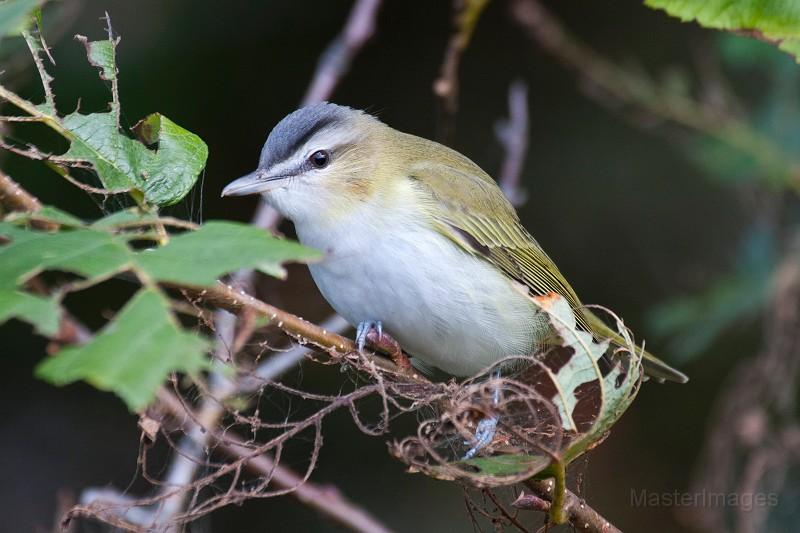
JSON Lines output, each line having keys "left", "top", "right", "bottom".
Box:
{"left": 355, "top": 320, "right": 413, "bottom": 372}
{"left": 462, "top": 369, "right": 503, "bottom": 460}
{"left": 463, "top": 416, "right": 498, "bottom": 460}
{"left": 355, "top": 320, "right": 381, "bottom": 352}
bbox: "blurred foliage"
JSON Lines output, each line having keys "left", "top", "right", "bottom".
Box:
{"left": 0, "top": 0, "right": 41, "bottom": 37}
{"left": 649, "top": 224, "right": 776, "bottom": 361}
{"left": 648, "top": 33, "right": 800, "bottom": 361}
{"left": 687, "top": 35, "right": 800, "bottom": 188}
{"left": 645, "top": 0, "right": 800, "bottom": 62}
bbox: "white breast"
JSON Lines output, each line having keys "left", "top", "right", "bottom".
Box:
{"left": 292, "top": 203, "right": 544, "bottom": 377}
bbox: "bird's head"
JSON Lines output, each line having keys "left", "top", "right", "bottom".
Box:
{"left": 222, "top": 102, "right": 389, "bottom": 223}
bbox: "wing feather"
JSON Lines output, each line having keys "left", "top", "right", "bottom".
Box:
{"left": 402, "top": 147, "right": 687, "bottom": 383}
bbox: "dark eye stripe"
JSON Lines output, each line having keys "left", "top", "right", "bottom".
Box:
{"left": 283, "top": 116, "right": 340, "bottom": 162}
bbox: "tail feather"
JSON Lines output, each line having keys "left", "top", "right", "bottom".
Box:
{"left": 580, "top": 309, "right": 688, "bottom": 384}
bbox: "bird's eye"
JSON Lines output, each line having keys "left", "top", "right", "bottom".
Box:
{"left": 309, "top": 150, "right": 330, "bottom": 169}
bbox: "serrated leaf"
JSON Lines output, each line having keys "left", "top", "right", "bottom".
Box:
{"left": 130, "top": 113, "right": 208, "bottom": 205}
{"left": 135, "top": 221, "right": 321, "bottom": 285}
{"left": 0, "top": 289, "right": 59, "bottom": 335}
{"left": 35, "top": 288, "right": 210, "bottom": 410}
{"left": 76, "top": 35, "right": 116, "bottom": 81}
{"left": 0, "top": 222, "right": 131, "bottom": 289}
{"left": 0, "top": 218, "right": 319, "bottom": 292}
{"left": 645, "top": 0, "right": 800, "bottom": 62}
{"left": 57, "top": 111, "right": 208, "bottom": 206}
{"left": 0, "top": 0, "right": 41, "bottom": 37}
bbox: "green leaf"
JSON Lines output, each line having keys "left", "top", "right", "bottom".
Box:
{"left": 4, "top": 206, "right": 84, "bottom": 227}
{"left": 135, "top": 221, "right": 321, "bottom": 285}
{"left": 0, "top": 0, "right": 41, "bottom": 37}
{"left": 0, "top": 289, "right": 59, "bottom": 335}
{"left": 89, "top": 209, "right": 154, "bottom": 230}
{"left": 0, "top": 222, "right": 131, "bottom": 289}
{"left": 0, "top": 33, "right": 208, "bottom": 207}
{"left": 77, "top": 35, "right": 117, "bottom": 81}
{"left": 0, "top": 218, "right": 319, "bottom": 292}
{"left": 130, "top": 113, "right": 209, "bottom": 206}
{"left": 58, "top": 111, "right": 208, "bottom": 206}
{"left": 393, "top": 294, "right": 643, "bottom": 486}
{"left": 458, "top": 455, "right": 551, "bottom": 477}
{"left": 35, "top": 288, "right": 210, "bottom": 410}
{"left": 645, "top": 0, "right": 800, "bottom": 62}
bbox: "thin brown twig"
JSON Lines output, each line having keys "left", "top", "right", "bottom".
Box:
{"left": 485, "top": 489, "right": 532, "bottom": 533}
{"left": 153, "top": 389, "right": 394, "bottom": 533}
{"left": 434, "top": 0, "right": 490, "bottom": 144}
{"left": 302, "top": 0, "right": 383, "bottom": 106}
{"left": 0, "top": 168, "right": 42, "bottom": 213}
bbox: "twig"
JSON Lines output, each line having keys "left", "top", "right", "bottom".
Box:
{"left": 21, "top": 27, "right": 56, "bottom": 111}
{"left": 496, "top": 80, "right": 530, "bottom": 207}
{"left": 154, "top": 390, "right": 394, "bottom": 533}
{"left": 154, "top": 313, "right": 350, "bottom": 530}
{"left": 302, "top": 0, "right": 383, "bottom": 106}
{"left": 433, "top": 0, "right": 490, "bottom": 144}
{"left": 519, "top": 479, "right": 622, "bottom": 533}
{"left": 0, "top": 168, "right": 42, "bottom": 213}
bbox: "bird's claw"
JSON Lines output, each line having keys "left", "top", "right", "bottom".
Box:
{"left": 463, "top": 416, "right": 498, "bottom": 460}
{"left": 462, "top": 369, "right": 503, "bottom": 460}
{"left": 355, "top": 320, "right": 382, "bottom": 352}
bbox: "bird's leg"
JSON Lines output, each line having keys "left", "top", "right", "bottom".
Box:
{"left": 463, "top": 368, "right": 502, "bottom": 460}
{"left": 355, "top": 320, "right": 413, "bottom": 372}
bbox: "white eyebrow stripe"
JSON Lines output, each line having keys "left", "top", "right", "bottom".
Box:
{"left": 265, "top": 125, "right": 362, "bottom": 175}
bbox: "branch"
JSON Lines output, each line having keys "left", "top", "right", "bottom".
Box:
{"left": 516, "top": 479, "right": 622, "bottom": 533}
{"left": 0, "top": 168, "right": 42, "bottom": 213}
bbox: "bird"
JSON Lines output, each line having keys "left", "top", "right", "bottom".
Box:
{"left": 222, "top": 102, "right": 688, "bottom": 386}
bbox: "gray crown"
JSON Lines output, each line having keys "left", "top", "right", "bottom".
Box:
{"left": 258, "top": 102, "right": 362, "bottom": 169}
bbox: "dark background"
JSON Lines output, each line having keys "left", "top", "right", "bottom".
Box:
{"left": 1, "top": 1, "right": 766, "bottom": 531}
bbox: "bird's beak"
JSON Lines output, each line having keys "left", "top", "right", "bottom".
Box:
{"left": 221, "top": 169, "right": 289, "bottom": 197}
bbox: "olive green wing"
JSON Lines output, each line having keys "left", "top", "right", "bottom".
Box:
{"left": 406, "top": 158, "right": 587, "bottom": 325}
{"left": 406, "top": 155, "right": 688, "bottom": 384}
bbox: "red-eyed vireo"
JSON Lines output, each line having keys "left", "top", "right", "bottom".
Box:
{"left": 222, "top": 102, "right": 688, "bottom": 385}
